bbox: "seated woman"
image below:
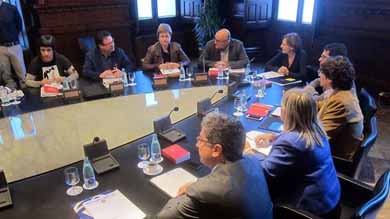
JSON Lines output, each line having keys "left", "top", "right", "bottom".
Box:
{"left": 142, "top": 23, "right": 190, "bottom": 75}
{"left": 26, "top": 35, "right": 78, "bottom": 87}
{"left": 265, "top": 32, "right": 307, "bottom": 81}
{"left": 252, "top": 88, "right": 340, "bottom": 217}
{"left": 316, "top": 56, "right": 363, "bottom": 160}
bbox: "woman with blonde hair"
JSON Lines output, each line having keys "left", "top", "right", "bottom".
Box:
{"left": 254, "top": 88, "right": 340, "bottom": 217}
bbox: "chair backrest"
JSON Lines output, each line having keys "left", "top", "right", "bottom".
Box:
{"left": 354, "top": 169, "right": 390, "bottom": 219}
{"left": 358, "top": 88, "right": 377, "bottom": 125}
{"left": 78, "top": 36, "right": 96, "bottom": 55}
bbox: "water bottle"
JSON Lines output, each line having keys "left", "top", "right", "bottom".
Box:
{"left": 121, "top": 68, "right": 128, "bottom": 86}
{"left": 245, "top": 63, "right": 252, "bottom": 83}
{"left": 62, "top": 77, "right": 70, "bottom": 90}
{"left": 179, "top": 66, "right": 186, "bottom": 82}
{"left": 258, "top": 75, "right": 266, "bottom": 98}
{"left": 240, "top": 90, "right": 248, "bottom": 112}
{"left": 150, "top": 134, "right": 163, "bottom": 163}
{"left": 82, "top": 157, "right": 98, "bottom": 190}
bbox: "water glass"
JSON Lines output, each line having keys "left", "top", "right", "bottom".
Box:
{"left": 128, "top": 72, "right": 136, "bottom": 86}
{"left": 186, "top": 66, "right": 193, "bottom": 81}
{"left": 233, "top": 97, "right": 244, "bottom": 117}
{"left": 64, "top": 167, "right": 83, "bottom": 196}
{"left": 69, "top": 79, "right": 78, "bottom": 89}
{"left": 137, "top": 143, "right": 150, "bottom": 168}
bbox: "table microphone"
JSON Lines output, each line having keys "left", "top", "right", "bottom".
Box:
{"left": 153, "top": 106, "right": 186, "bottom": 143}
{"left": 197, "top": 89, "right": 224, "bottom": 116}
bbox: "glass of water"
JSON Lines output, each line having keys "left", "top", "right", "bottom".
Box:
{"left": 64, "top": 167, "right": 83, "bottom": 196}
{"left": 137, "top": 143, "right": 150, "bottom": 168}
{"left": 128, "top": 71, "right": 136, "bottom": 86}
{"left": 233, "top": 97, "right": 244, "bottom": 117}
{"left": 186, "top": 66, "right": 193, "bottom": 81}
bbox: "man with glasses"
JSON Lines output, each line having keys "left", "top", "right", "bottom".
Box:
{"left": 83, "top": 30, "right": 134, "bottom": 80}
{"left": 199, "top": 28, "right": 249, "bottom": 69}
{"left": 156, "top": 112, "right": 273, "bottom": 219}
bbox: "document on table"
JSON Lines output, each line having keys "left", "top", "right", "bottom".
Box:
{"left": 150, "top": 168, "right": 197, "bottom": 198}
{"left": 271, "top": 107, "right": 281, "bottom": 117}
{"left": 246, "top": 130, "right": 272, "bottom": 156}
{"left": 161, "top": 68, "right": 180, "bottom": 75}
{"left": 82, "top": 190, "right": 146, "bottom": 219}
{"left": 259, "top": 71, "right": 284, "bottom": 79}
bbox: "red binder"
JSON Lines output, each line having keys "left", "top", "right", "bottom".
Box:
{"left": 162, "top": 144, "right": 191, "bottom": 164}
{"left": 247, "top": 103, "right": 272, "bottom": 117}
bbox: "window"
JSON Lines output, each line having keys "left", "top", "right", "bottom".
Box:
{"left": 277, "top": 0, "right": 316, "bottom": 24}
{"left": 137, "top": 0, "right": 177, "bottom": 20}
{"left": 5, "top": 0, "right": 29, "bottom": 48}
{"left": 137, "top": 0, "right": 153, "bottom": 20}
{"left": 157, "top": 0, "right": 176, "bottom": 18}
{"left": 277, "top": 0, "right": 298, "bottom": 22}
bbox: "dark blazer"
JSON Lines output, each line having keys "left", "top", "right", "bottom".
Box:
{"left": 262, "top": 131, "right": 340, "bottom": 215}
{"left": 142, "top": 42, "right": 190, "bottom": 72}
{"left": 156, "top": 155, "right": 273, "bottom": 219}
{"left": 199, "top": 38, "right": 249, "bottom": 69}
{"left": 82, "top": 47, "right": 134, "bottom": 81}
{"left": 265, "top": 49, "right": 307, "bottom": 81}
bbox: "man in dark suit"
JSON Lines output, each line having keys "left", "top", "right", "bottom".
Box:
{"left": 199, "top": 28, "right": 249, "bottom": 69}
{"left": 156, "top": 112, "right": 273, "bottom": 219}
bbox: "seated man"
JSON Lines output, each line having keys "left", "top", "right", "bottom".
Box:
{"left": 317, "top": 56, "right": 363, "bottom": 160}
{"left": 83, "top": 31, "right": 134, "bottom": 80}
{"left": 199, "top": 28, "right": 249, "bottom": 69}
{"left": 305, "top": 43, "right": 352, "bottom": 99}
{"left": 0, "top": 63, "right": 17, "bottom": 89}
{"left": 25, "top": 35, "right": 79, "bottom": 88}
{"left": 156, "top": 112, "right": 273, "bottom": 219}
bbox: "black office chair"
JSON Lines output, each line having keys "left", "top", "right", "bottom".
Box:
{"left": 274, "top": 170, "right": 390, "bottom": 219}
{"left": 333, "top": 88, "right": 378, "bottom": 178}
{"left": 78, "top": 36, "right": 96, "bottom": 55}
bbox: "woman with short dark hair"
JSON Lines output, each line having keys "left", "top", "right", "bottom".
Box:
{"left": 265, "top": 32, "right": 307, "bottom": 81}
{"left": 142, "top": 23, "right": 190, "bottom": 73}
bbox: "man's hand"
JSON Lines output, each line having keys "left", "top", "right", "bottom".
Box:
{"left": 214, "top": 61, "right": 228, "bottom": 69}
{"left": 99, "top": 70, "right": 114, "bottom": 78}
{"left": 112, "top": 69, "right": 122, "bottom": 78}
{"left": 176, "top": 182, "right": 193, "bottom": 197}
{"left": 255, "top": 133, "right": 277, "bottom": 148}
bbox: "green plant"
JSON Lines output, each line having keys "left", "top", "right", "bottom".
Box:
{"left": 193, "top": 0, "right": 224, "bottom": 48}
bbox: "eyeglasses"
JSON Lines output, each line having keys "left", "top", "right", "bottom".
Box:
{"left": 196, "top": 136, "right": 210, "bottom": 144}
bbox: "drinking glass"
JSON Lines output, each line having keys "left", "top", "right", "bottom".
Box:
{"left": 233, "top": 97, "right": 244, "bottom": 116}
{"left": 69, "top": 79, "right": 78, "bottom": 90}
{"left": 137, "top": 143, "right": 150, "bottom": 168}
{"left": 64, "top": 167, "right": 83, "bottom": 196}
{"left": 128, "top": 72, "right": 136, "bottom": 86}
{"left": 186, "top": 66, "right": 193, "bottom": 81}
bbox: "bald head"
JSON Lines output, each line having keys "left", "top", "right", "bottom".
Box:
{"left": 214, "top": 29, "right": 231, "bottom": 49}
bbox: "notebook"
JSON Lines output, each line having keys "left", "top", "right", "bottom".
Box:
{"left": 246, "top": 130, "right": 272, "bottom": 156}
{"left": 247, "top": 103, "right": 273, "bottom": 117}
{"left": 150, "top": 168, "right": 197, "bottom": 198}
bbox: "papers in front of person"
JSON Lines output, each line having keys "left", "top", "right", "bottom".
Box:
{"left": 246, "top": 130, "right": 272, "bottom": 156}
{"left": 40, "top": 83, "right": 63, "bottom": 97}
{"left": 271, "top": 107, "right": 281, "bottom": 117}
{"left": 150, "top": 168, "right": 197, "bottom": 198}
{"left": 102, "top": 77, "right": 122, "bottom": 89}
{"left": 160, "top": 68, "right": 180, "bottom": 75}
{"left": 0, "top": 86, "right": 24, "bottom": 106}
{"left": 259, "top": 71, "right": 284, "bottom": 79}
{"left": 230, "top": 68, "right": 246, "bottom": 74}
{"left": 74, "top": 190, "right": 146, "bottom": 219}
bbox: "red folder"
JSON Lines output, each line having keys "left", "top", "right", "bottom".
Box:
{"left": 162, "top": 144, "right": 191, "bottom": 165}
{"left": 208, "top": 68, "right": 220, "bottom": 77}
{"left": 247, "top": 103, "right": 272, "bottom": 117}
{"left": 43, "top": 85, "right": 60, "bottom": 94}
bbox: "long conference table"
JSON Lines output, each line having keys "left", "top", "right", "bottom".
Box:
{"left": 0, "top": 70, "right": 289, "bottom": 218}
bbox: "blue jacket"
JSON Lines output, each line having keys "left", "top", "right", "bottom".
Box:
{"left": 262, "top": 131, "right": 340, "bottom": 214}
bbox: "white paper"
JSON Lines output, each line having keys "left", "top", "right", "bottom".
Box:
{"left": 161, "top": 68, "right": 180, "bottom": 75}
{"left": 246, "top": 130, "right": 272, "bottom": 156}
{"left": 150, "top": 168, "right": 197, "bottom": 198}
{"left": 102, "top": 78, "right": 122, "bottom": 89}
{"left": 83, "top": 190, "right": 146, "bottom": 219}
{"left": 230, "top": 68, "right": 246, "bottom": 74}
{"left": 271, "top": 107, "right": 281, "bottom": 117}
{"left": 259, "top": 71, "right": 284, "bottom": 79}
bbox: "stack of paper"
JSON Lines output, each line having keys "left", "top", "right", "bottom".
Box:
{"left": 271, "top": 107, "right": 281, "bottom": 117}
{"left": 150, "top": 168, "right": 197, "bottom": 198}
{"left": 259, "top": 71, "right": 284, "bottom": 79}
{"left": 161, "top": 68, "right": 180, "bottom": 75}
{"left": 102, "top": 78, "right": 122, "bottom": 89}
{"left": 74, "top": 190, "right": 146, "bottom": 219}
{"left": 246, "top": 130, "right": 272, "bottom": 156}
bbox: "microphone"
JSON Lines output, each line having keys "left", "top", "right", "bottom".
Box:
{"left": 153, "top": 106, "right": 186, "bottom": 143}
{"left": 168, "top": 106, "right": 179, "bottom": 118}
{"left": 202, "top": 56, "right": 206, "bottom": 73}
{"left": 210, "top": 89, "right": 224, "bottom": 101}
